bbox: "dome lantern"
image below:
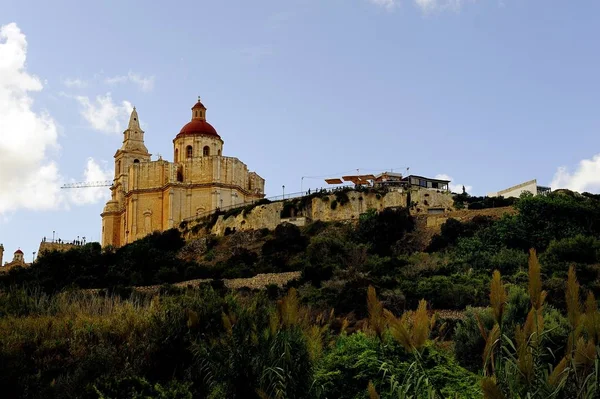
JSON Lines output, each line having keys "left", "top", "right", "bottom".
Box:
{"left": 175, "top": 97, "right": 222, "bottom": 140}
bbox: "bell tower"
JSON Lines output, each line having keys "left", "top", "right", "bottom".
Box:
{"left": 115, "top": 107, "right": 151, "bottom": 177}
{"left": 102, "top": 107, "right": 151, "bottom": 248}
{"left": 113, "top": 108, "right": 151, "bottom": 197}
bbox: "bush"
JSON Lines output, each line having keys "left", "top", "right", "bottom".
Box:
{"left": 454, "top": 307, "right": 494, "bottom": 371}
{"left": 262, "top": 223, "right": 308, "bottom": 257}
{"left": 427, "top": 216, "right": 494, "bottom": 253}
{"left": 92, "top": 376, "right": 193, "bottom": 398}
{"left": 541, "top": 235, "right": 600, "bottom": 281}
{"left": 313, "top": 332, "right": 386, "bottom": 398}
{"left": 355, "top": 207, "right": 414, "bottom": 256}
{"left": 400, "top": 274, "right": 488, "bottom": 310}
{"left": 334, "top": 191, "right": 350, "bottom": 206}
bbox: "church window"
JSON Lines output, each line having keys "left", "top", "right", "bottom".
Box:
{"left": 133, "top": 159, "right": 140, "bottom": 164}
{"left": 177, "top": 167, "right": 183, "bottom": 182}
{"left": 186, "top": 145, "right": 193, "bottom": 158}
{"left": 218, "top": 149, "right": 221, "bottom": 156}
{"left": 203, "top": 146, "right": 210, "bottom": 156}
{"left": 175, "top": 148, "right": 179, "bottom": 162}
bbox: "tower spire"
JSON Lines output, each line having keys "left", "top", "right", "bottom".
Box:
{"left": 128, "top": 107, "right": 141, "bottom": 130}
{"left": 120, "top": 107, "right": 149, "bottom": 154}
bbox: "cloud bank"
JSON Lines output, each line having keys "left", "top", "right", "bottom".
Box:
{"left": 0, "top": 23, "right": 111, "bottom": 215}
{"left": 0, "top": 22, "right": 63, "bottom": 214}
{"left": 551, "top": 154, "right": 600, "bottom": 193}
{"left": 75, "top": 93, "right": 133, "bottom": 134}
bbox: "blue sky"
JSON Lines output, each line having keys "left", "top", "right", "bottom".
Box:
{"left": 1, "top": 0, "right": 600, "bottom": 261}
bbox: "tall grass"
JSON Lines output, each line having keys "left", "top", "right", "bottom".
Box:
{"left": 480, "top": 251, "right": 600, "bottom": 398}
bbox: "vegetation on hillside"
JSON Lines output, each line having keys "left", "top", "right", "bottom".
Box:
{"left": 2, "top": 190, "right": 600, "bottom": 397}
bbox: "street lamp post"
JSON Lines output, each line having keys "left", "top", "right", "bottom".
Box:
{"left": 282, "top": 185, "right": 285, "bottom": 200}
{"left": 32, "top": 252, "right": 36, "bottom": 263}
{"left": 52, "top": 231, "right": 55, "bottom": 243}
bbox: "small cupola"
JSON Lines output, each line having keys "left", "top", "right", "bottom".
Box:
{"left": 192, "top": 97, "right": 206, "bottom": 120}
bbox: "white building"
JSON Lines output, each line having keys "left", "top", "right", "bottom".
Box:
{"left": 487, "top": 179, "right": 551, "bottom": 198}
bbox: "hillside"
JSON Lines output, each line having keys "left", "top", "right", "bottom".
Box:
{"left": 2, "top": 190, "right": 600, "bottom": 397}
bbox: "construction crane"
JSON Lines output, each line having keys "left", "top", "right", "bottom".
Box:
{"left": 61, "top": 180, "right": 113, "bottom": 189}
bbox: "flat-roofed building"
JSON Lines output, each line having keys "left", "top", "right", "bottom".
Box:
{"left": 487, "top": 179, "right": 551, "bottom": 198}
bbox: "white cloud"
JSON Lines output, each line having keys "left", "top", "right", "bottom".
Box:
{"left": 414, "top": 0, "right": 473, "bottom": 13}
{"left": 369, "top": 0, "right": 399, "bottom": 10}
{"left": 0, "top": 23, "right": 112, "bottom": 217}
{"left": 105, "top": 71, "right": 154, "bottom": 92}
{"left": 551, "top": 154, "right": 600, "bottom": 193}
{"left": 0, "top": 22, "right": 63, "bottom": 214}
{"left": 75, "top": 93, "right": 133, "bottom": 134}
{"left": 435, "top": 174, "right": 473, "bottom": 194}
{"left": 67, "top": 158, "right": 112, "bottom": 205}
{"left": 63, "top": 77, "right": 87, "bottom": 88}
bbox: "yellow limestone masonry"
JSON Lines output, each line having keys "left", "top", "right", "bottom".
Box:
{"left": 101, "top": 100, "right": 265, "bottom": 248}
{"left": 183, "top": 189, "right": 454, "bottom": 238}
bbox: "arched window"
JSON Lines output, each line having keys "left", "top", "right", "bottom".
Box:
{"left": 186, "top": 145, "right": 193, "bottom": 158}
{"left": 117, "top": 160, "right": 121, "bottom": 175}
{"left": 133, "top": 159, "right": 140, "bottom": 164}
{"left": 175, "top": 148, "right": 179, "bottom": 162}
{"left": 177, "top": 166, "right": 183, "bottom": 182}
{"left": 218, "top": 149, "right": 221, "bottom": 156}
{"left": 203, "top": 146, "right": 210, "bottom": 156}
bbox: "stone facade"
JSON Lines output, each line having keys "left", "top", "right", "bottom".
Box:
{"left": 184, "top": 188, "right": 454, "bottom": 238}
{"left": 38, "top": 241, "right": 77, "bottom": 255}
{"left": 0, "top": 247, "right": 29, "bottom": 272}
{"left": 101, "top": 99, "right": 265, "bottom": 248}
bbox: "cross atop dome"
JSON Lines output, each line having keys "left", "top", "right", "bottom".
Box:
{"left": 192, "top": 98, "right": 206, "bottom": 112}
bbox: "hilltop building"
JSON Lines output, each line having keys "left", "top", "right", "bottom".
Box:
{"left": 373, "top": 174, "right": 451, "bottom": 192}
{"left": 0, "top": 246, "right": 30, "bottom": 272}
{"left": 487, "top": 179, "right": 551, "bottom": 198}
{"left": 101, "top": 99, "right": 265, "bottom": 248}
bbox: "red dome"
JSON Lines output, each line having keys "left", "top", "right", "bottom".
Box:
{"left": 14, "top": 249, "right": 23, "bottom": 254}
{"left": 177, "top": 119, "right": 221, "bottom": 139}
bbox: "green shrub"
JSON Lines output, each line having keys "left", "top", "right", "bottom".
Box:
{"left": 356, "top": 207, "right": 414, "bottom": 257}
{"left": 313, "top": 332, "right": 384, "bottom": 398}
{"left": 334, "top": 191, "right": 350, "bottom": 206}
{"left": 454, "top": 306, "right": 494, "bottom": 371}
{"left": 541, "top": 235, "right": 600, "bottom": 281}
{"left": 92, "top": 376, "right": 193, "bottom": 398}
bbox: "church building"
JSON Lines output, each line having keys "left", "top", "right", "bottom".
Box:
{"left": 0, "top": 246, "right": 29, "bottom": 272}
{"left": 101, "top": 99, "right": 265, "bottom": 248}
